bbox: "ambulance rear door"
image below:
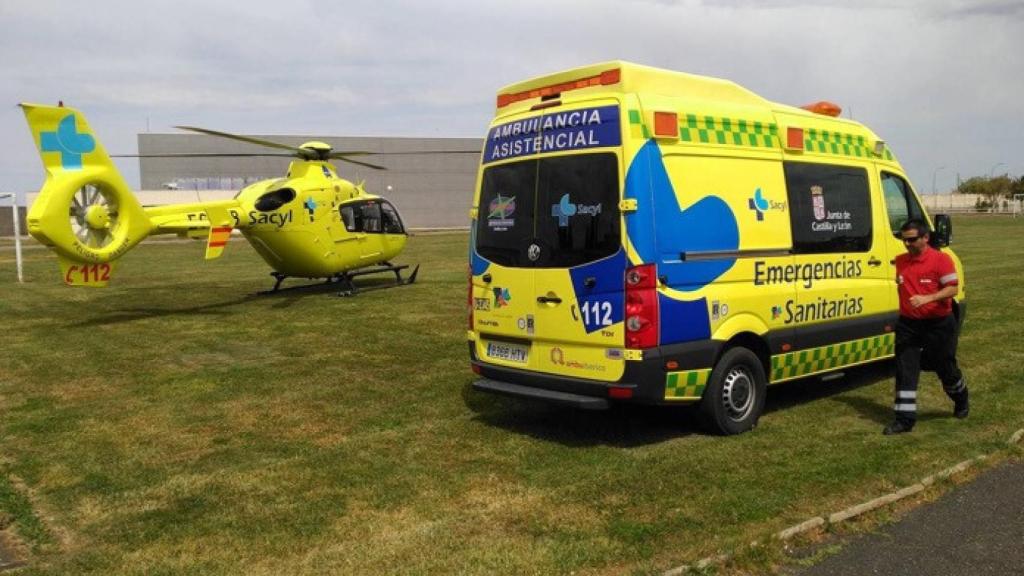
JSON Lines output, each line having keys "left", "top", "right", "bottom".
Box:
{"left": 473, "top": 99, "right": 626, "bottom": 382}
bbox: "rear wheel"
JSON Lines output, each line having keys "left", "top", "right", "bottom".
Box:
{"left": 699, "top": 347, "right": 767, "bottom": 435}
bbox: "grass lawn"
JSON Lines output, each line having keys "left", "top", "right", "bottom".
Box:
{"left": 0, "top": 216, "right": 1022, "bottom": 575}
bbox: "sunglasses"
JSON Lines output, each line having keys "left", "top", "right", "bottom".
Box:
{"left": 901, "top": 235, "right": 924, "bottom": 243}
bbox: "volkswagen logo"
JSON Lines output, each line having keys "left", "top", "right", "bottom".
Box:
{"left": 527, "top": 243, "right": 541, "bottom": 261}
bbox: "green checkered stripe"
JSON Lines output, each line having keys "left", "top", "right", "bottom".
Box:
{"left": 627, "top": 109, "right": 651, "bottom": 139}
{"left": 626, "top": 110, "right": 778, "bottom": 149}
{"left": 664, "top": 369, "right": 711, "bottom": 401}
{"left": 770, "top": 333, "right": 895, "bottom": 382}
{"left": 680, "top": 114, "right": 779, "bottom": 148}
{"left": 804, "top": 128, "right": 896, "bottom": 161}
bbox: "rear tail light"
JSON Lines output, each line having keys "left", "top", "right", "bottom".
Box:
{"left": 625, "top": 263, "right": 659, "bottom": 349}
{"left": 608, "top": 386, "right": 634, "bottom": 399}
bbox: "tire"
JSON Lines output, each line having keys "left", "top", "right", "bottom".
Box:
{"left": 699, "top": 347, "right": 767, "bottom": 435}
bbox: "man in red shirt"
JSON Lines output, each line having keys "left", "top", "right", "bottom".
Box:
{"left": 885, "top": 219, "right": 968, "bottom": 435}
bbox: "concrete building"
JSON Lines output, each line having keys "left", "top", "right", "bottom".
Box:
{"left": 138, "top": 133, "right": 483, "bottom": 229}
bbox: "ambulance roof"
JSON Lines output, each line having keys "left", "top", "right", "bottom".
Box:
{"left": 495, "top": 60, "right": 883, "bottom": 145}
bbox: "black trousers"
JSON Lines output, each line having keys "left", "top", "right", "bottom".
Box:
{"left": 894, "top": 315, "right": 965, "bottom": 422}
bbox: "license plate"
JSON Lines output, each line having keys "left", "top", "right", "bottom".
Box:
{"left": 486, "top": 342, "right": 529, "bottom": 363}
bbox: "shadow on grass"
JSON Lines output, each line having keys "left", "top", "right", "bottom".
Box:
{"left": 464, "top": 361, "right": 899, "bottom": 447}
{"left": 62, "top": 270, "right": 423, "bottom": 326}
{"left": 462, "top": 383, "right": 701, "bottom": 448}
{"left": 765, "top": 361, "right": 895, "bottom": 422}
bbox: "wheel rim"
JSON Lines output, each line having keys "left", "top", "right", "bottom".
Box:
{"left": 721, "top": 366, "right": 755, "bottom": 422}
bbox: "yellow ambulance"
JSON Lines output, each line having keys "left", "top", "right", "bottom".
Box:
{"left": 468, "top": 61, "right": 964, "bottom": 434}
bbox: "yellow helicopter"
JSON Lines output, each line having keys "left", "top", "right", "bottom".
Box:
{"left": 21, "top": 102, "right": 476, "bottom": 294}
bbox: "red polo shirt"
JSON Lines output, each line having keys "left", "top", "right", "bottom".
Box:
{"left": 895, "top": 245, "right": 958, "bottom": 319}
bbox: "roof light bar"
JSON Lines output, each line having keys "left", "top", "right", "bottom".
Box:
{"left": 497, "top": 68, "right": 621, "bottom": 108}
{"left": 800, "top": 101, "right": 842, "bottom": 117}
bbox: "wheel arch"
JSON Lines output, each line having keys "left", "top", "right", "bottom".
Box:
{"left": 717, "top": 332, "right": 771, "bottom": 378}
{"left": 711, "top": 312, "right": 772, "bottom": 374}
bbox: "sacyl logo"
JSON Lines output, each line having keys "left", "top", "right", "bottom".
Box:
{"left": 551, "top": 193, "right": 601, "bottom": 227}
{"left": 747, "top": 187, "right": 786, "bottom": 221}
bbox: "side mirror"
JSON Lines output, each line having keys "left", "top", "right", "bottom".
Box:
{"left": 931, "top": 214, "right": 952, "bottom": 247}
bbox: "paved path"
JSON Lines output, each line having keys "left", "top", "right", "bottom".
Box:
{"left": 792, "top": 458, "right": 1024, "bottom": 575}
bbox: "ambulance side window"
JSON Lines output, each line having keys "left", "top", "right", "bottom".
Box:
{"left": 784, "top": 162, "right": 872, "bottom": 253}
{"left": 881, "top": 172, "right": 926, "bottom": 235}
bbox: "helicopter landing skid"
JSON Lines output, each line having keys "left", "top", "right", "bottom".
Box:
{"left": 332, "top": 262, "right": 420, "bottom": 297}
{"left": 258, "top": 263, "right": 419, "bottom": 296}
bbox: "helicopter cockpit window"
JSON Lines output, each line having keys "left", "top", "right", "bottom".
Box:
{"left": 360, "top": 202, "right": 382, "bottom": 233}
{"left": 380, "top": 201, "right": 405, "bottom": 234}
{"left": 340, "top": 200, "right": 396, "bottom": 234}
{"left": 340, "top": 206, "right": 358, "bottom": 232}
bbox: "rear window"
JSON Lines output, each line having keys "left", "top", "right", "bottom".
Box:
{"left": 476, "top": 153, "right": 620, "bottom": 268}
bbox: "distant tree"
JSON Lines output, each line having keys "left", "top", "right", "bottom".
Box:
{"left": 1012, "top": 175, "right": 1024, "bottom": 198}
{"left": 990, "top": 175, "right": 1013, "bottom": 198}
{"left": 959, "top": 175, "right": 1016, "bottom": 212}
{"left": 957, "top": 176, "right": 989, "bottom": 196}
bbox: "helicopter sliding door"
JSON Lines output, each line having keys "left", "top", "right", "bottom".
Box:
{"left": 339, "top": 199, "right": 407, "bottom": 264}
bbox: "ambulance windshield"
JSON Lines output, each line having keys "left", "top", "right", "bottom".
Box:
{"left": 476, "top": 153, "right": 620, "bottom": 268}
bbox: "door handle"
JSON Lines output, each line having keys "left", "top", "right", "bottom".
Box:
{"left": 482, "top": 273, "right": 492, "bottom": 283}
{"left": 537, "top": 296, "right": 562, "bottom": 304}
{"left": 867, "top": 256, "right": 882, "bottom": 267}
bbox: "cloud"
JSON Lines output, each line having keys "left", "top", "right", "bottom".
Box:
{"left": 1, "top": 0, "right": 1021, "bottom": 195}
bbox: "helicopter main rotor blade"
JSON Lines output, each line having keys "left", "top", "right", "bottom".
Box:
{"left": 111, "top": 153, "right": 297, "bottom": 158}
{"left": 366, "top": 150, "right": 481, "bottom": 155}
{"left": 330, "top": 155, "right": 387, "bottom": 170}
{"left": 174, "top": 126, "right": 306, "bottom": 153}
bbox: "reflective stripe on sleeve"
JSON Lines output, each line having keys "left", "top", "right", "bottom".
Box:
{"left": 940, "top": 273, "right": 958, "bottom": 286}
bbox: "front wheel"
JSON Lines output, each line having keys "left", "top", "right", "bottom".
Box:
{"left": 699, "top": 347, "right": 767, "bottom": 435}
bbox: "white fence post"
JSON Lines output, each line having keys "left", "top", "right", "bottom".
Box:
{"left": 1, "top": 192, "right": 23, "bottom": 283}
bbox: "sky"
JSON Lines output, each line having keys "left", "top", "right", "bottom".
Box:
{"left": 1, "top": 0, "right": 1021, "bottom": 202}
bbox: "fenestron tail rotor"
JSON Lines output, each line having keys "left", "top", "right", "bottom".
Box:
{"left": 69, "top": 183, "right": 120, "bottom": 248}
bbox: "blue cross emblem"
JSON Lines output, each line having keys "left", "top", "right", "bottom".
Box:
{"left": 747, "top": 187, "right": 769, "bottom": 221}
{"left": 304, "top": 197, "right": 318, "bottom": 221}
{"left": 40, "top": 114, "right": 95, "bottom": 170}
{"left": 551, "top": 193, "right": 577, "bottom": 227}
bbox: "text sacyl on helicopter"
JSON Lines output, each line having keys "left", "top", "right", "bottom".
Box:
{"left": 20, "top": 103, "right": 478, "bottom": 293}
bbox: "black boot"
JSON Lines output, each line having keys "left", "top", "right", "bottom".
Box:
{"left": 954, "top": 390, "right": 969, "bottom": 419}
{"left": 883, "top": 419, "right": 915, "bottom": 435}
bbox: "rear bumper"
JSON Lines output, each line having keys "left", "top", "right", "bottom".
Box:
{"left": 472, "top": 378, "right": 610, "bottom": 410}
{"left": 469, "top": 339, "right": 722, "bottom": 407}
